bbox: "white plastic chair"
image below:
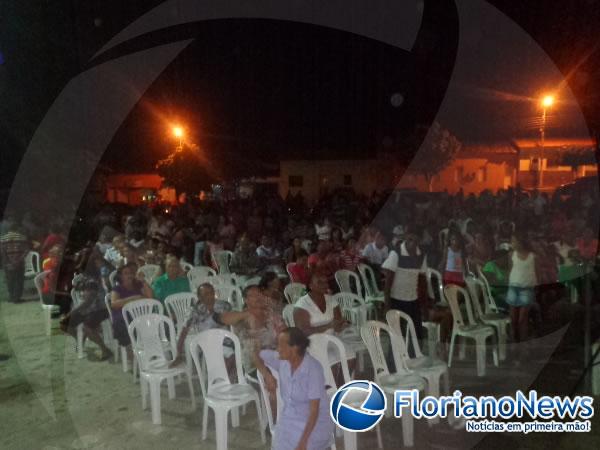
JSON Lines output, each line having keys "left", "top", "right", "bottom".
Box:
{"left": 282, "top": 304, "right": 295, "bottom": 327}
{"left": 477, "top": 267, "right": 506, "bottom": 313}
{"left": 444, "top": 284, "right": 499, "bottom": 377}
{"left": 104, "top": 293, "right": 128, "bottom": 372}
{"left": 127, "top": 314, "right": 195, "bottom": 424}
{"left": 188, "top": 266, "right": 218, "bottom": 291}
{"left": 213, "top": 284, "right": 244, "bottom": 311}
{"left": 123, "top": 299, "right": 165, "bottom": 381}
{"left": 243, "top": 276, "right": 262, "bottom": 289}
{"left": 137, "top": 264, "right": 161, "bottom": 285}
{"left": 360, "top": 321, "right": 427, "bottom": 447}
{"left": 188, "top": 329, "right": 266, "bottom": 450}
{"left": 465, "top": 276, "right": 510, "bottom": 361}
{"left": 426, "top": 268, "right": 446, "bottom": 305}
{"left": 34, "top": 271, "right": 56, "bottom": 336}
{"left": 109, "top": 270, "right": 118, "bottom": 288}
{"left": 333, "top": 292, "right": 375, "bottom": 327}
{"left": 24, "top": 251, "right": 41, "bottom": 278}
{"left": 212, "top": 250, "right": 233, "bottom": 274}
{"left": 283, "top": 282, "right": 306, "bottom": 304}
{"left": 357, "top": 263, "right": 385, "bottom": 304}
{"left": 165, "top": 292, "right": 198, "bottom": 337}
{"left": 309, "top": 333, "right": 382, "bottom": 450}
{"left": 214, "top": 273, "right": 237, "bottom": 286}
{"left": 386, "top": 310, "right": 449, "bottom": 420}
{"left": 256, "top": 364, "right": 282, "bottom": 437}
{"left": 180, "top": 260, "right": 194, "bottom": 272}
{"left": 285, "top": 263, "right": 295, "bottom": 280}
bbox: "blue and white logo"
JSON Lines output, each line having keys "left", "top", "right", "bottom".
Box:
{"left": 330, "top": 380, "right": 387, "bottom": 432}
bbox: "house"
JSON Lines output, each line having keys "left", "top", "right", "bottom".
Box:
{"left": 104, "top": 173, "right": 177, "bottom": 205}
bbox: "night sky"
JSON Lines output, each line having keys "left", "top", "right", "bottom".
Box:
{"left": 1, "top": 1, "right": 599, "bottom": 188}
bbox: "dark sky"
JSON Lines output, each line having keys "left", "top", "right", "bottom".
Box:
{"left": 1, "top": 0, "right": 599, "bottom": 186}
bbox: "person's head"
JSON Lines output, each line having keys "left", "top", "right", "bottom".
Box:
{"left": 331, "top": 228, "right": 342, "bottom": 242}
{"left": 568, "top": 249, "right": 583, "bottom": 265}
{"left": 296, "top": 249, "right": 308, "bottom": 266}
{"left": 511, "top": 232, "right": 530, "bottom": 252}
{"left": 276, "top": 327, "right": 310, "bottom": 360}
{"left": 238, "top": 234, "right": 251, "bottom": 251}
{"left": 112, "top": 235, "right": 125, "bottom": 249}
{"left": 345, "top": 237, "right": 357, "bottom": 252}
{"left": 49, "top": 244, "right": 64, "bottom": 259}
{"left": 261, "top": 235, "right": 272, "bottom": 248}
{"left": 165, "top": 256, "right": 181, "bottom": 279}
{"left": 292, "top": 237, "right": 301, "bottom": 249}
{"left": 243, "top": 285, "right": 266, "bottom": 311}
{"left": 117, "top": 262, "right": 138, "bottom": 286}
{"left": 448, "top": 231, "right": 462, "bottom": 250}
{"left": 374, "top": 232, "right": 386, "bottom": 248}
{"left": 121, "top": 244, "right": 137, "bottom": 262}
{"left": 403, "top": 231, "right": 420, "bottom": 255}
{"left": 308, "top": 272, "right": 329, "bottom": 296}
{"left": 259, "top": 271, "right": 281, "bottom": 293}
{"left": 197, "top": 283, "right": 216, "bottom": 310}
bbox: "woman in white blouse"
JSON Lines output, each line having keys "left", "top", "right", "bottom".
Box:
{"left": 294, "top": 273, "right": 346, "bottom": 335}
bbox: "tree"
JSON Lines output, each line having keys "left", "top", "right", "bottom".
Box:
{"left": 559, "top": 148, "right": 596, "bottom": 175}
{"left": 155, "top": 146, "right": 218, "bottom": 199}
{"left": 405, "top": 122, "right": 462, "bottom": 191}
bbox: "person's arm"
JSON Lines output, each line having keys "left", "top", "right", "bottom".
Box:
{"left": 218, "top": 310, "right": 251, "bottom": 326}
{"left": 110, "top": 290, "right": 143, "bottom": 309}
{"left": 296, "top": 400, "right": 320, "bottom": 450}
{"left": 169, "top": 324, "right": 191, "bottom": 367}
{"left": 293, "top": 308, "right": 339, "bottom": 336}
{"left": 382, "top": 268, "right": 395, "bottom": 309}
{"left": 253, "top": 349, "right": 279, "bottom": 392}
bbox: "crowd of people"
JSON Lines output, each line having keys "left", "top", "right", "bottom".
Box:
{"left": 2, "top": 183, "right": 599, "bottom": 448}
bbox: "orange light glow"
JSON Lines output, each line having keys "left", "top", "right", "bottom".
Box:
{"left": 172, "top": 126, "right": 184, "bottom": 138}
{"left": 541, "top": 95, "right": 554, "bottom": 108}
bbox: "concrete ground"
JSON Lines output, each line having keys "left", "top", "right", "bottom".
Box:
{"left": 1, "top": 274, "right": 600, "bottom": 450}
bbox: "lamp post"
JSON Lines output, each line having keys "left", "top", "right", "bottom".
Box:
{"left": 172, "top": 126, "right": 185, "bottom": 151}
{"left": 538, "top": 95, "right": 554, "bottom": 188}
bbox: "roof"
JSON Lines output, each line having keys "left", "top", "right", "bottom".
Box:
{"left": 512, "top": 137, "right": 596, "bottom": 149}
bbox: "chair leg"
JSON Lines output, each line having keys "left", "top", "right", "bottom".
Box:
{"left": 186, "top": 370, "right": 196, "bottom": 411}
{"left": 343, "top": 430, "right": 358, "bottom": 450}
{"left": 401, "top": 412, "right": 414, "bottom": 447}
{"left": 497, "top": 325, "right": 507, "bottom": 361}
{"left": 256, "top": 399, "right": 266, "bottom": 443}
{"left": 167, "top": 376, "right": 176, "bottom": 400}
{"left": 425, "top": 375, "right": 440, "bottom": 425}
{"left": 375, "top": 423, "right": 383, "bottom": 449}
{"left": 475, "top": 337, "right": 486, "bottom": 377}
{"left": 77, "top": 326, "right": 84, "bottom": 359}
{"left": 45, "top": 308, "right": 52, "bottom": 336}
{"left": 149, "top": 378, "right": 162, "bottom": 425}
{"left": 443, "top": 370, "right": 450, "bottom": 394}
{"left": 133, "top": 357, "right": 138, "bottom": 383}
{"left": 448, "top": 333, "right": 456, "bottom": 367}
{"left": 121, "top": 347, "right": 128, "bottom": 372}
{"left": 214, "top": 408, "right": 229, "bottom": 450}
{"left": 202, "top": 403, "right": 209, "bottom": 440}
{"left": 458, "top": 337, "right": 467, "bottom": 360}
{"left": 141, "top": 377, "right": 148, "bottom": 410}
{"left": 231, "top": 407, "right": 240, "bottom": 427}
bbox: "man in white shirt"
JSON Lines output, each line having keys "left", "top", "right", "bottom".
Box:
{"left": 104, "top": 235, "right": 125, "bottom": 268}
{"left": 361, "top": 232, "right": 389, "bottom": 266}
{"left": 382, "top": 231, "right": 427, "bottom": 348}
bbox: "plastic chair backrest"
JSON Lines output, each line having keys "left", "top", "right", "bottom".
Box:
{"left": 357, "top": 263, "right": 380, "bottom": 297}
{"left": 25, "top": 251, "right": 41, "bottom": 276}
{"left": 215, "top": 274, "right": 237, "bottom": 285}
{"left": 426, "top": 268, "right": 445, "bottom": 304}
{"left": 188, "top": 329, "right": 245, "bottom": 399}
{"left": 213, "top": 250, "right": 233, "bottom": 274}
{"left": 128, "top": 314, "right": 177, "bottom": 371}
{"left": 477, "top": 268, "right": 500, "bottom": 312}
{"left": 443, "top": 284, "right": 476, "bottom": 328}
{"left": 286, "top": 263, "right": 295, "bottom": 280}
{"left": 335, "top": 269, "right": 362, "bottom": 297}
{"left": 309, "top": 333, "right": 351, "bottom": 394}
{"left": 284, "top": 282, "right": 306, "bottom": 304}
{"left": 109, "top": 270, "right": 117, "bottom": 288}
{"left": 104, "top": 293, "right": 114, "bottom": 322}
{"left": 282, "top": 304, "right": 296, "bottom": 327}
{"left": 165, "top": 292, "right": 198, "bottom": 328}
{"left": 180, "top": 261, "right": 194, "bottom": 272}
{"left": 244, "top": 276, "right": 262, "bottom": 288}
{"left": 386, "top": 309, "right": 424, "bottom": 363}
{"left": 332, "top": 292, "right": 367, "bottom": 326}
{"left": 439, "top": 228, "right": 449, "bottom": 249}
{"left": 122, "top": 298, "right": 164, "bottom": 329}
{"left": 137, "top": 264, "right": 161, "bottom": 285}
{"left": 465, "top": 276, "right": 487, "bottom": 319}
{"left": 256, "top": 365, "right": 282, "bottom": 435}
{"left": 34, "top": 271, "right": 50, "bottom": 305}
{"left": 360, "top": 321, "right": 397, "bottom": 379}
{"left": 213, "top": 284, "right": 244, "bottom": 311}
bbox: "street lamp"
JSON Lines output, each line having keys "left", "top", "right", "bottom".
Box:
{"left": 538, "top": 94, "right": 554, "bottom": 188}
{"left": 172, "top": 126, "right": 185, "bottom": 150}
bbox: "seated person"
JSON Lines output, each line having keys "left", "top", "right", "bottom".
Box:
{"left": 60, "top": 276, "right": 112, "bottom": 360}
{"left": 481, "top": 250, "right": 510, "bottom": 310}
{"left": 254, "top": 327, "right": 334, "bottom": 450}
{"left": 287, "top": 250, "right": 310, "bottom": 285}
{"left": 42, "top": 244, "right": 72, "bottom": 317}
{"left": 151, "top": 255, "right": 190, "bottom": 304}
{"left": 109, "top": 263, "right": 153, "bottom": 347}
{"left": 170, "top": 283, "right": 251, "bottom": 367}
{"left": 231, "top": 234, "right": 261, "bottom": 276}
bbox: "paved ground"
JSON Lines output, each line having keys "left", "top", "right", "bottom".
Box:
{"left": 1, "top": 274, "right": 600, "bottom": 449}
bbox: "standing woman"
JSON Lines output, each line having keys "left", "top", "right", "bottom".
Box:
{"left": 440, "top": 231, "right": 466, "bottom": 286}
{"left": 507, "top": 232, "right": 538, "bottom": 347}
{"left": 254, "top": 327, "right": 334, "bottom": 450}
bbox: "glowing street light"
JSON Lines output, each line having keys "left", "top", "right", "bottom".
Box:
{"left": 538, "top": 94, "right": 555, "bottom": 188}
{"left": 172, "top": 126, "right": 185, "bottom": 150}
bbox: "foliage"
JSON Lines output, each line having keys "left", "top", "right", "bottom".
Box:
{"left": 559, "top": 148, "right": 596, "bottom": 171}
{"left": 155, "top": 146, "right": 217, "bottom": 196}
